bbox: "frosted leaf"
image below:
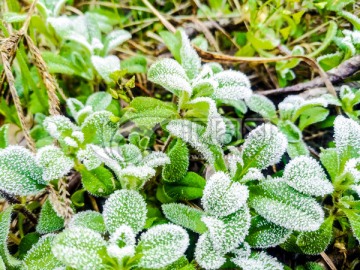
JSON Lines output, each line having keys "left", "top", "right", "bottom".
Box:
{"left": 167, "top": 120, "right": 216, "bottom": 165}
{"left": 138, "top": 224, "right": 189, "bottom": 269}
{"left": 77, "top": 145, "right": 102, "bottom": 170}
{"left": 202, "top": 172, "right": 248, "bottom": 217}
{"left": 64, "top": 137, "right": 78, "bottom": 148}
{"left": 232, "top": 251, "right": 283, "bottom": 270}
{"left": 245, "top": 215, "right": 291, "bottom": 248}
{"left": 249, "top": 180, "right": 324, "bottom": 231}
{"left": 68, "top": 211, "right": 106, "bottom": 234}
{"left": 103, "top": 190, "right": 147, "bottom": 234}
{"left": 283, "top": 156, "right": 333, "bottom": 196}
{"left": 241, "top": 124, "right": 287, "bottom": 170}
{"left": 24, "top": 234, "right": 63, "bottom": 270}
{"left": 194, "top": 233, "right": 226, "bottom": 270}
{"left": 72, "top": 131, "right": 84, "bottom": 143}
{"left": 188, "top": 97, "right": 227, "bottom": 145}
{"left": 202, "top": 206, "right": 250, "bottom": 253}
{"left": 91, "top": 55, "right": 120, "bottom": 83}
{"left": 296, "top": 216, "right": 334, "bottom": 255}
{"left": 334, "top": 116, "right": 360, "bottom": 161}
{"left": 140, "top": 151, "right": 170, "bottom": 168}
{"left": 0, "top": 146, "right": 45, "bottom": 196}
{"left": 116, "top": 165, "right": 156, "bottom": 189}
{"left": 103, "top": 29, "right": 131, "bottom": 54}
{"left": 213, "top": 70, "right": 252, "bottom": 101}
{"left": 351, "top": 185, "right": 360, "bottom": 196}
{"left": 76, "top": 105, "right": 93, "bottom": 124}
{"left": 66, "top": 98, "right": 84, "bottom": 121}
{"left": 0, "top": 207, "right": 22, "bottom": 268}
{"left": 85, "top": 92, "right": 113, "bottom": 112}
{"left": 343, "top": 29, "right": 360, "bottom": 44}
{"left": 116, "top": 144, "right": 143, "bottom": 165}
{"left": 107, "top": 245, "right": 135, "bottom": 262}
{"left": 36, "top": 199, "right": 64, "bottom": 234}
{"left": 36, "top": 146, "right": 73, "bottom": 181}
{"left": 278, "top": 95, "right": 304, "bottom": 119}
{"left": 109, "top": 225, "right": 136, "bottom": 247}
{"left": 241, "top": 168, "right": 265, "bottom": 182}
{"left": 162, "top": 139, "right": 189, "bottom": 182}
{"left": 162, "top": 203, "right": 207, "bottom": 233}
{"left": 43, "top": 115, "right": 78, "bottom": 141}
{"left": 245, "top": 94, "right": 277, "bottom": 120}
{"left": 178, "top": 29, "right": 201, "bottom": 80}
{"left": 148, "top": 58, "right": 192, "bottom": 96}
{"left": 232, "top": 242, "right": 251, "bottom": 258}
{"left": 89, "top": 145, "right": 123, "bottom": 176}
{"left": 51, "top": 227, "right": 107, "bottom": 269}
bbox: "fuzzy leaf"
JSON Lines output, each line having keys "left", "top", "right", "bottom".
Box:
{"left": 148, "top": 58, "right": 192, "bottom": 96}
{"left": 86, "top": 92, "right": 113, "bottom": 112}
{"left": 36, "top": 146, "right": 73, "bottom": 181}
{"left": 296, "top": 216, "right": 334, "bottom": 255}
{"left": 319, "top": 148, "right": 339, "bottom": 181}
{"left": 245, "top": 94, "right": 277, "bottom": 120}
{"left": 103, "top": 189, "right": 147, "bottom": 234}
{"left": 140, "top": 151, "right": 170, "bottom": 168}
{"left": 103, "top": 29, "right": 131, "bottom": 54}
{"left": 68, "top": 211, "right": 106, "bottom": 234}
{"left": 24, "top": 235, "right": 62, "bottom": 270}
{"left": 232, "top": 251, "right": 283, "bottom": 270}
{"left": 36, "top": 200, "right": 64, "bottom": 234}
{"left": 241, "top": 124, "right": 287, "bottom": 170}
{"left": 249, "top": 180, "right": 324, "bottom": 231}
{"left": 163, "top": 171, "right": 206, "bottom": 200}
{"left": 162, "top": 203, "right": 207, "bottom": 233}
{"left": 43, "top": 115, "right": 79, "bottom": 145}
{"left": 137, "top": 224, "right": 189, "bottom": 269}
{"left": 107, "top": 225, "right": 136, "bottom": 261}
{"left": 203, "top": 206, "right": 251, "bottom": 253}
{"left": 162, "top": 139, "right": 189, "bottom": 182}
{"left": 246, "top": 215, "right": 291, "bottom": 248}
{"left": 66, "top": 98, "right": 84, "bottom": 122}
{"left": 91, "top": 55, "right": 120, "bottom": 83}
{"left": 0, "top": 146, "right": 45, "bottom": 196}
{"left": 76, "top": 145, "right": 102, "bottom": 170}
{"left": 287, "top": 141, "right": 310, "bottom": 159}
{"left": 52, "top": 227, "right": 107, "bottom": 269}
{"left": 213, "top": 70, "right": 252, "bottom": 101}
{"left": 194, "top": 233, "right": 226, "bottom": 270}
{"left": 283, "top": 156, "right": 333, "bottom": 196}
{"left": 121, "top": 55, "right": 147, "bottom": 74}
{"left": 0, "top": 207, "right": 22, "bottom": 268}
{"left": 124, "top": 97, "right": 178, "bottom": 129}
{"left": 78, "top": 165, "right": 117, "bottom": 197}
{"left": 0, "top": 125, "right": 9, "bottom": 149}
{"left": 202, "top": 172, "right": 248, "bottom": 217}
{"left": 334, "top": 116, "right": 360, "bottom": 163}
{"left": 344, "top": 209, "right": 360, "bottom": 242}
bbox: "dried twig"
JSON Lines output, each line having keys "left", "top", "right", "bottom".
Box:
{"left": 47, "top": 181, "right": 74, "bottom": 225}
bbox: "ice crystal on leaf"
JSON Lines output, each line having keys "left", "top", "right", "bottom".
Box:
{"left": 140, "top": 151, "right": 170, "bottom": 168}
{"left": 241, "top": 124, "right": 287, "bottom": 170}
{"left": 232, "top": 251, "right": 283, "bottom": 270}
{"left": 241, "top": 168, "right": 265, "bottom": 182}
{"left": 137, "top": 224, "right": 189, "bottom": 269}
{"left": 43, "top": 115, "right": 78, "bottom": 142}
{"left": 194, "top": 233, "right": 226, "bottom": 270}
{"left": 249, "top": 180, "right": 324, "bottom": 231}
{"left": 51, "top": 227, "right": 107, "bottom": 269}
{"left": 36, "top": 146, "right": 73, "bottom": 181}
{"left": 68, "top": 211, "right": 106, "bottom": 234}
{"left": 201, "top": 172, "right": 248, "bottom": 217}
{"left": 76, "top": 145, "right": 102, "bottom": 170}
{"left": 107, "top": 225, "right": 136, "bottom": 261}
{"left": 148, "top": 58, "right": 192, "bottom": 96}
{"left": 283, "top": 156, "right": 333, "bottom": 196}
{"left": 178, "top": 29, "right": 201, "bottom": 80}
{"left": 64, "top": 137, "right": 78, "bottom": 147}
{"left": 245, "top": 94, "right": 277, "bottom": 120}
{"left": 91, "top": 55, "right": 120, "bottom": 83}
{"left": 36, "top": 199, "right": 64, "bottom": 234}
{"left": 103, "top": 29, "right": 132, "bottom": 54}
{"left": 0, "top": 146, "right": 45, "bottom": 196}
{"left": 103, "top": 190, "right": 147, "bottom": 234}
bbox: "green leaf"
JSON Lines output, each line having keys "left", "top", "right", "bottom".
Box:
{"left": 52, "top": 227, "right": 107, "bottom": 269}
{"left": 86, "top": 92, "right": 113, "bottom": 112}
{"left": 317, "top": 52, "right": 344, "bottom": 71}
{"left": 120, "top": 55, "right": 147, "bottom": 74}
{"left": 18, "top": 232, "right": 40, "bottom": 260}
{"left": 124, "top": 97, "right": 178, "bottom": 129}
{"left": 91, "top": 55, "right": 120, "bottom": 83}
{"left": 344, "top": 209, "right": 360, "bottom": 242}
{"left": 0, "top": 125, "right": 9, "bottom": 149}
{"left": 0, "top": 207, "right": 22, "bottom": 268}
{"left": 0, "top": 146, "right": 45, "bottom": 196}
{"left": 42, "top": 51, "right": 78, "bottom": 76}
{"left": 159, "top": 31, "right": 181, "bottom": 62}
{"left": 296, "top": 216, "right": 334, "bottom": 255}
{"left": 287, "top": 141, "right": 310, "bottom": 159}
{"left": 278, "top": 120, "right": 302, "bottom": 143}
{"left": 36, "top": 146, "right": 73, "bottom": 181}
{"left": 308, "top": 21, "right": 337, "bottom": 58}
{"left": 163, "top": 172, "right": 206, "bottom": 201}
{"left": 320, "top": 148, "right": 339, "bottom": 182}
{"left": 147, "top": 58, "right": 192, "bottom": 96}
{"left": 249, "top": 180, "right": 324, "bottom": 231}
{"left": 232, "top": 251, "right": 283, "bottom": 270}
{"left": 103, "top": 189, "right": 147, "bottom": 234}
{"left": 202, "top": 172, "right": 248, "bottom": 217}
{"left": 246, "top": 215, "right": 291, "bottom": 248}
{"left": 298, "top": 107, "right": 329, "bottom": 131}
{"left": 103, "top": 29, "right": 131, "bottom": 54}
{"left": 194, "top": 233, "right": 226, "bottom": 270}
{"left": 36, "top": 199, "right": 64, "bottom": 234}
{"left": 162, "top": 139, "right": 189, "bottom": 183}
{"left": 245, "top": 94, "right": 277, "bottom": 121}
{"left": 24, "top": 235, "right": 63, "bottom": 270}
{"left": 78, "top": 165, "right": 117, "bottom": 197}
{"left": 283, "top": 156, "right": 333, "bottom": 196}
{"left": 241, "top": 124, "right": 287, "bottom": 170}
{"left": 162, "top": 203, "right": 207, "bottom": 233}
{"left": 68, "top": 211, "right": 106, "bottom": 234}
{"left": 138, "top": 224, "right": 189, "bottom": 269}
{"left": 43, "top": 115, "right": 79, "bottom": 146}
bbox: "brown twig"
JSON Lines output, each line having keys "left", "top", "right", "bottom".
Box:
{"left": 320, "top": 251, "right": 338, "bottom": 270}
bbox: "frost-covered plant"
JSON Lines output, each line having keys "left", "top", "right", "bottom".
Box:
{"left": 162, "top": 122, "right": 332, "bottom": 269}
{"left": 337, "top": 85, "right": 360, "bottom": 122}
{"left": 246, "top": 93, "right": 339, "bottom": 158}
